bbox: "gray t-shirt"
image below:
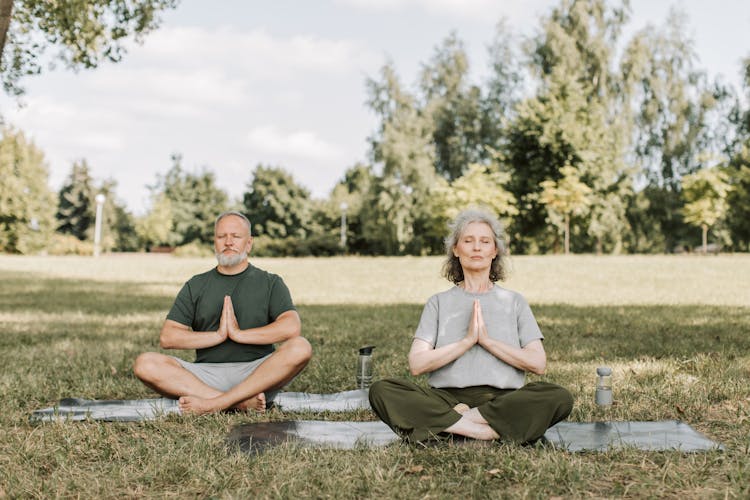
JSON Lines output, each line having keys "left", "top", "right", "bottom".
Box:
{"left": 414, "top": 285, "right": 543, "bottom": 389}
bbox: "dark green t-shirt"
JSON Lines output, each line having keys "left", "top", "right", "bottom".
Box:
{"left": 166, "top": 264, "right": 296, "bottom": 363}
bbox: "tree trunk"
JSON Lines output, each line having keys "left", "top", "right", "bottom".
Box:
{"left": 564, "top": 214, "right": 570, "bottom": 255}
{"left": 0, "top": 0, "right": 13, "bottom": 65}
{"left": 702, "top": 224, "right": 708, "bottom": 254}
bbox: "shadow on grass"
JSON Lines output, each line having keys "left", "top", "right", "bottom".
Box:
{"left": 1, "top": 269, "right": 748, "bottom": 394}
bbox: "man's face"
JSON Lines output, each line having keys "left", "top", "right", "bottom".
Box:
{"left": 214, "top": 215, "right": 253, "bottom": 267}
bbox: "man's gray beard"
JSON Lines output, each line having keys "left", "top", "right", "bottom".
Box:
{"left": 216, "top": 250, "right": 248, "bottom": 267}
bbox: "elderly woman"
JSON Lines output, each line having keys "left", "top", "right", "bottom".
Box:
{"left": 369, "top": 208, "right": 573, "bottom": 444}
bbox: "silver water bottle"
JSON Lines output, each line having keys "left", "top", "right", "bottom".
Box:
{"left": 357, "top": 346, "right": 375, "bottom": 389}
{"left": 595, "top": 366, "right": 613, "bottom": 406}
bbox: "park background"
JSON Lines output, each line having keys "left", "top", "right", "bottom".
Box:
{"left": 1, "top": 0, "right": 750, "bottom": 258}
{"left": 1, "top": 1, "right": 750, "bottom": 498}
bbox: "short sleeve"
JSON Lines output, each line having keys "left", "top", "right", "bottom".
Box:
{"left": 414, "top": 295, "right": 440, "bottom": 347}
{"left": 268, "top": 276, "right": 296, "bottom": 320}
{"left": 166, "top": 281, "right": 194, "bottom": 327}
{"left": 515, "top": 294, "right": 543, "bottom": 347}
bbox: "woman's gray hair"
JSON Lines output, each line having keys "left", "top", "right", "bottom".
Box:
{"left": 441, "top": 208, "right": 508, "bottom": 284}
{"left": 214, "top": 211, "right": 252, "bottom": 235}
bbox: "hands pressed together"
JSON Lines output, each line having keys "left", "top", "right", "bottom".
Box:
{"left": 216, "top": 295, "right": 241, "bottom": 342}
{"left": 464, "top": 299, "right": 490, "bottom": 348}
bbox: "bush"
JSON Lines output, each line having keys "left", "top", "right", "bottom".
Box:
{"left": 251, "top": 234, "right": 341, "bottom": 257}
{"left": 46, "top": 234, "right": 94, "bottom": 255}
{"left": 171, "top": 241, "right": 214, "bottom": 257}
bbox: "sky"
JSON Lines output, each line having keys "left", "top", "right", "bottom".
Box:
{"left": 1, "top": 0, "right": 749, "bottom": 215}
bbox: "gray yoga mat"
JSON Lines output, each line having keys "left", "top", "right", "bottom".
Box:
{"left": 226, "top": 420, "right": 724, "bottom": 454}
{"left": 30, "top": 390, "right": 372, "bottom": 423}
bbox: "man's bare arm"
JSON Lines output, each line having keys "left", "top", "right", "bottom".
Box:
{"left": 225, "top": 296, "right": 301, "bottom": 345}
{"left": 159, "top": 319, "right": 227, "bottom": 350}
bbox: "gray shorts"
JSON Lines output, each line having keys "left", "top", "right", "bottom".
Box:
{"left": 172, "top": 353, "right": 280, "bottom": 402}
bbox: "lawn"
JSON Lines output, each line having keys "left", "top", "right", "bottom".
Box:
{"left": 0, "top": 254, "right": 749, "bottom": 498}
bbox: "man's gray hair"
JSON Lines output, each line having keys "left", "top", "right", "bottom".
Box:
{"left": 214, "top": 211, "right": 252, "bottom": 235}
{"left": 441, "top": 208, "right": 508, "bottom": 284}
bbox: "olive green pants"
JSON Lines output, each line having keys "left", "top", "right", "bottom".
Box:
{"left": 368, "top": 378, "right": 573, "bottom": 444}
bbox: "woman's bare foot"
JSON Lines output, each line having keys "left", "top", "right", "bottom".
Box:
{"left": 444, "top": 415, "right": 500, "bottom": 440}
{"left": 453, "top": 403, "right": 470, "bottom": 414}
{"left": 232, "top": 393, "right": 266, "bottom": 413}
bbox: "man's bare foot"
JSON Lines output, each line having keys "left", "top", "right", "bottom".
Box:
{"left": 178, "top": 395, "right": 222, "bottom": 415}
{"left": 232, "top": 393, "right": 266, "bottom": 413}
{"left": 453, "top": 403, "right": 470, "bottom": 414}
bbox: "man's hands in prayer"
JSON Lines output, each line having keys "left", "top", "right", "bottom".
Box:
{"left": 218, "top": 296, "right": 241, "bottom": 342}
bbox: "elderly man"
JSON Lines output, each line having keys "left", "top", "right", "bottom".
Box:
{"left": 133, "top": 211, "right": 312, "bottom": 414}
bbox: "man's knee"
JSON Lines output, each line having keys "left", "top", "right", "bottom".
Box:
{"left": 280, "top": 336, "right": 312, "bottom": 365}
{"left": 133, "top": 352, "right": 167, "bottom": 381}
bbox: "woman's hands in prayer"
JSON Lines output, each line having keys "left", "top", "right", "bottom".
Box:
{"left": 464, "top": 299, "right": 492, "bottom": 348}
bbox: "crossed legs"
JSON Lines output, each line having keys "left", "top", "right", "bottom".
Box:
{"left": 369, "top": 378, "right": 573, "bottom": 443}
{"left": 133, "top": 336, "right": 312, "bottom": 415}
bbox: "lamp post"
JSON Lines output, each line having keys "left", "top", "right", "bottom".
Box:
{"left": 339, "top": 202, "right": 348, "bottom": 252}
{"left": 94, "top": 193, "right": 106, "bottom": 257}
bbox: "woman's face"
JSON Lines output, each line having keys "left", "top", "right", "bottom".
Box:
{"left": 453, "top": 221, "right": 497, "bottom": 274}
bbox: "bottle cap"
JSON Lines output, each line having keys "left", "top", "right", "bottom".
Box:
{"left": 359, "top": 345, "right": 375, "bottom": 355}
{"left": 596, "top": 366, "right": 612, "bottom": 376}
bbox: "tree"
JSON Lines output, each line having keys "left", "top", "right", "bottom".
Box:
{"left": 135, "top": 191, "right": 172, "bottom": 249}
{"left": 313, "top": 163, "right": 374, "bottom": 254}
{"left": 621, "top": 9, "right": 730, "bottom": 251}
{"left": 0, "top": 0, "right": 178, "bottom": 95}
{"left": 154, "top": 154, "right": 229, "bottom": 246}
{"left": 242, "top": 165, "right": 311, "bottom": 240}
{"left": 364, "top": 62, "right": 438, "bottom": 254}
{"left": 432, "top": 163, "right": 517, "bottom": 241}
{"left": 420, "top": 33, "right": 490, "bottom": 181}
{"left": 504, "top": 0, "right": 633, "bottom": 254}
{"left": 57, "top": 160, "right": 96, "bottom": 240}
{"left": 724, "top": 56, "right": 750, "bottom": 251}
{"left": 539, "top": 165, "right": 592, "bottom": 254}
{"left": 682, "top": 167, "right": 732, "bottom": 254}
{"left": 0, "top": 126, "right": 55, "bottom": 253}
{"left": 55, "top": 160, "right": 132, "bottom": 252}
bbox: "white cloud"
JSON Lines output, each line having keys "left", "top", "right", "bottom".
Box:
{"left": 246, "top": 125, "right": 345, "bottom": 162}
{"left": 134, "top": 26, "right": 378, "bottom": 78}
{"left": 335, "top": 0, "right": 532, "bottom": 20}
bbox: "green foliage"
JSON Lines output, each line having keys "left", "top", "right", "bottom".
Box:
{"left": 682, "top": 166, "right": 732, "bottom": 252}
{"left": 135, "top": 192, "right": 173, "bottom": 249}
{"left": 45, "top": 232, "right": 94, "bottom": 255}
{"left": 0, "top": 126, "right": 56, "bottom": 253}
{"left": 0, "top": 0, "right": 179, "bottom": 95}
{"left": 251, "top": 234, "right": 341, "bottom": 258}
{"left": 171, "top": 240, "right": 213, "bottom": 258}
{"left": 420, "top": 34, "right": 493, "bottom": 181}
{"left": 505, "top": 0, "right": 632, "bottom": 254}
{"left": 682, "top": 167, "right": 732, "bottom": 228}
{"left": 432, "top": 163, "right": 517, "bottom": 236}
{"left": 363, "top": 63, "right": 438, "bottom": 254}
{"left": 154, "top": 154, "right": 229, "bottom": 246}
{"left": 242, "top": 164, "right": 311, "bottom": 239}
{"left": 312, "top": 164, "right": 374, "bottom": 254}
{"left": 56, "top": 160, "right": 96, "bottom": 240}
{"left": 539, "top": 165, "right": 593, "bottom": 254}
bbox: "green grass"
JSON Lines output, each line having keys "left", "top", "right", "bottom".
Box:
{"left": 0, "top": 254, "right": 749, "bottom": 498}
